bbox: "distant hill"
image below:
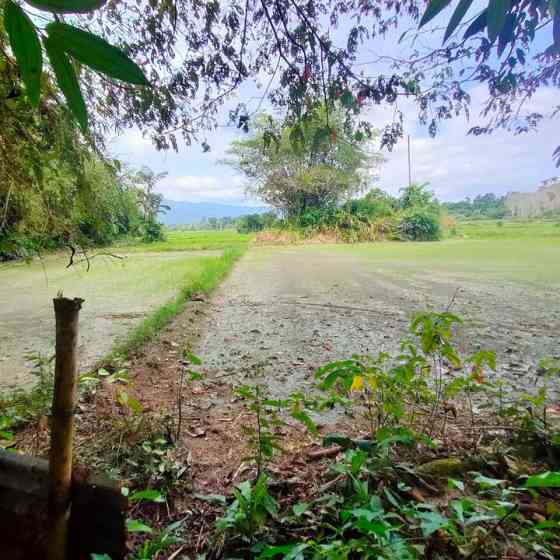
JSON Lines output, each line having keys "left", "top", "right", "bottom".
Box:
{"left": 160, "top": 199, "right": 268, "bottom": 225}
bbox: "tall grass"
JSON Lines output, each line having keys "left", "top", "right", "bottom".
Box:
{"left": 109, "top": 246, "right": 244, "bottom": 359}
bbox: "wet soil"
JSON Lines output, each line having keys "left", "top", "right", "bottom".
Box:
{"left": 193, "top": 245, "right": 559, "bottom": 400}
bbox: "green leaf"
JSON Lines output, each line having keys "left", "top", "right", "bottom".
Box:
{"left": 448, "top": 478, "right": 465, "bottom": 491}
{"left": 183, "top": 350, "right": 202, "bottom": 365}
{"left": 463, "top": 10, "right": 487, "bottom": 39}
{"left": 46, "top": 22, "right": 148, "bottom": 85}
{"left": 4, "top": 0, "right": 42, "bottom": 105}
{"left": 416, "top": 510, "right": 450, "bottom": 536}
{"left": 258, "top": 544, "right": 309, "bottom": 559}
{"left": 292, "top": 502, "right": 309, "bottom": 517}
{"left": 487, "top": 0, "right": 511, "bottom": 43}
{"left": 473, "top": 474, "right": 505, "bottom": 489}
{"left": 497, "top": 12, "right": 516, "bottom": 56}
{"left": 290, "top": 408, "right": 318, "bottom": 436}
{"left": 90, "top": 554, "right": 112, "bottom": 560}
{"left": 44, "top": 36, "right": 88, "bottom": 130}
{"left": 193, "top": 493, "right": 227, "bottom": 506}
{"left": 323, "top": 432, "right": 354, "bottom": 449}
{"left": 126, "top": 519, "right": 153, "bottom": 533}
{"left": 525, "top": 471, "right": 560, "bottom": 488}
{"left": 24, "top": 0, "right": 106, "bottom": 13}
{"left": 444, "top": 0, "right": 474, "bottom": 43}
{"left": 129, "top": 489, "right": 165, "bottom": 503}
{"left": 355, "top": 517, "right": 388, "bottom": 536}
{"left": 419, "top": 0, "right": 452, "bottom": 28}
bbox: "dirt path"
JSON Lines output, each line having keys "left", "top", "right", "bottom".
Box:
{"left": 193, "top": 244, "right": 559, "bottom": 399}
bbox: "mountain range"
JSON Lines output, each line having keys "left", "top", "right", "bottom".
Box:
{"left": 160, "top": 199, "right": 268, "bottom": 225}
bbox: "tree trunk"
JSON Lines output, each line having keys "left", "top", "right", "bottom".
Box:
{"left": 47, "top": 296, "right": 84, "bottom": 560}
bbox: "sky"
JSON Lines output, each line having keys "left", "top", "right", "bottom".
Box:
{"left": 109, "top": 7, "right": 560, "bottom": 206}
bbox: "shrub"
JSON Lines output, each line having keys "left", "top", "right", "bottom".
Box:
{"left": 142, "top": 220, "right": 165, "bottom": 243}
{"left": 237, "top": 212, "right": 278, "bottom": 233}
{"left": 398, "top": 210, "right": 441, "bottom": 241}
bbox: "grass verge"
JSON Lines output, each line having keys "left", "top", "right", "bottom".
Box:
{"left": 107, "top": 246, "right": 245, "bottom": 360}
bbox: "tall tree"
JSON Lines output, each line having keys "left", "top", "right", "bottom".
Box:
{"left": 133, "top": 167, "right": 170, "bottom": 222}
{"left": 223, "top": 107, "right": 383, "bottom": 219}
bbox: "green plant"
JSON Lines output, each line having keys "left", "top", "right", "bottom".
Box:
{"left": 398, "top": 210, "right": 441, "bottom": 241}
{"left": 0, "top": 352, "right": 55, "bottom": 431}
{"left": 313, "top": 311, "right": 468, "bottom": 444}
{"left": 216, "top": 474, "right": 278, "bottom": 543}
{"left": 211, "top": 310, "right": 560, "bottom": 560}
{"left": 142, "top": 220, "right": 165, "bottom": 243}
{"left": 235, "top": 385, "right": 289, "bottom": 478}
{"left": 113, "top": 433, "right": 187, "bottom": 493}
{"left": 131, "top": 519, "right": 185, "bottom": 559}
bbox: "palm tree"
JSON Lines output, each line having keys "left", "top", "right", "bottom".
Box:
{"left": 135, "top": 167, "right": 170, "bottom": 222}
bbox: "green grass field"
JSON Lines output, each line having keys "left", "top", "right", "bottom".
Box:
{"left": 332, "top": 237, "right": 560, "bottom": 287}
{"left": 450, "top": 219, "right": 560, "bottom": 240}
{"left": 111, "top": 246, "right": 244, "bottom": 357}
{"left": 120, "top": 229, "right": 252, "bottom": 252}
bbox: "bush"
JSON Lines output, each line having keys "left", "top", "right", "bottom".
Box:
{"left": 398, "top": 210, "right": 441, "bottom": 241}
{"left": 143, "top": 220, "right": 166, "bottom": 242}
{"left": 236, "top": 212, "right": 278, "bottom": 233}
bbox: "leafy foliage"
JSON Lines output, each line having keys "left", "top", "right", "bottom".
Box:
{"left": 216, "top": 475, "right": 279, "bottom": 542}
{"left": 2, "top": 0, "right": 147, "bottom": 126}
{"left": 398, "top": 210, "right": 442, "bottom": 241}
{"left": 209, "top": 311, "right": 560, "bottom": 559}
{"left": 0, "top": 0, "right": 558, "bottom": 164}
{"left": 223, "top": 109, "right": 382, "bottom": 221}
{"left": 444, "top": 193, "right": 507, "bottom": 219}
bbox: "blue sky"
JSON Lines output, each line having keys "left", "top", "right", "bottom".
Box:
{"left": 109, "top": 6, "right": 560, "bottom": 205}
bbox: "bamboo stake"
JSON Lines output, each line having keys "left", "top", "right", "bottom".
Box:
{"left": 47, "top": 296, "right": 84, "bottom": 560}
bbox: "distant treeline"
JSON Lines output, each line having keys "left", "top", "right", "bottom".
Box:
{"left": 442, "top": 193, "right": 507, "bottom": 219}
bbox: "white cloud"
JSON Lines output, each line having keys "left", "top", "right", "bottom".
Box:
{"left": 110, "top": 84, "right": 560, "bottom": 205}
{"left": 158, "top": 174, "right": 259, "bottom": 205}
{"left": 369, "top": 86, "right": 560, "bottom": 201}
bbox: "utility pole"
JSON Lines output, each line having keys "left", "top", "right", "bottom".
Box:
{"left": 407, "top": 134, "right": 412, "bottom": 187}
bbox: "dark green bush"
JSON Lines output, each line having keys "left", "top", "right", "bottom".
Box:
{"left": 237, "top": 212, "right": 278, "bottom": 233}
{"left": 398, "top": 210, "right": 441, "bottom": 241}
{"left": 143, "top": 220, "right": 166, "bottom": 242}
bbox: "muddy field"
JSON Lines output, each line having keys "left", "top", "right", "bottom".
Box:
{"left": 193, "top": 241, "right": 560, "bottom": 399}
{"left": 2, "top": 238, "right": 558, "bottom": 397}
{"left": 0, "top": 251, "right": 220, "bottom": 389}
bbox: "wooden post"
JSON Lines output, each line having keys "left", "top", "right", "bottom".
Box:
{"left": 47, "top": 296, "right": 84, "bottom": 560}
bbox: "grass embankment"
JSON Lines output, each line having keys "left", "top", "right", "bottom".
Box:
{"left": 109, "top": 245, "right": 245, "bottom": 360}
{"left": 111, "top": 230, "right": 250, "bottom": 356}
{"left": 0, "top": 229, "right": 250, "bottom": 392}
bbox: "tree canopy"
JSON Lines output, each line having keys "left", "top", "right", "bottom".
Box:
{"left": 0, "top": 0, "right": 558, "bottom": 156}
{"left": 223, "top": 107, "right": 383, "bottom": 220}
